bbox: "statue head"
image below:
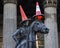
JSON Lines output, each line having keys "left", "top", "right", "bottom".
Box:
{"left": 32, "top": 21, "right": 49, "bottom": 34}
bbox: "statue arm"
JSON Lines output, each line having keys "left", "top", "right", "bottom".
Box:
{"left": 12, "top": 29, "right": 20, "bottom": 43}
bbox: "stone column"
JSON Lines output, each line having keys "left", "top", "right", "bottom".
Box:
{"left": 44, "top": 0, "right": 59, "bottom": 48}
{"left": 3, "top": 0, "right": 17, "bottom": 48}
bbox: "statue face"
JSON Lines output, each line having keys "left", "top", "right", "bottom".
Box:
{"left": 32, "top": 21, "right": 49, "bottom": 34}
{"left": 21, "top": 20, "right": 33, "bottom": 27}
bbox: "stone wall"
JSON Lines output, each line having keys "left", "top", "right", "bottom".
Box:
{"left": 58, "top": 32, "right": 60, "bottom": 48}
{"left": 0, "top": 26, "right": 3, "bottom": 48}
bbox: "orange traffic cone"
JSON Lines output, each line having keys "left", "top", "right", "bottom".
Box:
{"left": 19, "top": 5, "right": 32, "bottom": 24}
{"left": 33, "top": 2, "right": 44, "bottom": 20}
{"left": 20, "top": 5, "right": 28, "bottom": 21}
{"left": 36, "top": 2, "right": 42, "bottom": 15}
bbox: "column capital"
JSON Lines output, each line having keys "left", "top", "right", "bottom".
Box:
{"left": 4, "top": 0, "right": 17, "bottom": 4}
{"left": 44, "top": 0, "right": 57, "bottom": 8}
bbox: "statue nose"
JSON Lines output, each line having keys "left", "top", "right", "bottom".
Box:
{"left": 45, "top": 28, "right": 49, "bottom": 34}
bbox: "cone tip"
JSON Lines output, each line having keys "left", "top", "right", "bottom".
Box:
{"left": 20, "top": 5, "right": 22, "bottom": 8}
{"left": 36, "top": 2, "right": 39, "bottom": 5}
